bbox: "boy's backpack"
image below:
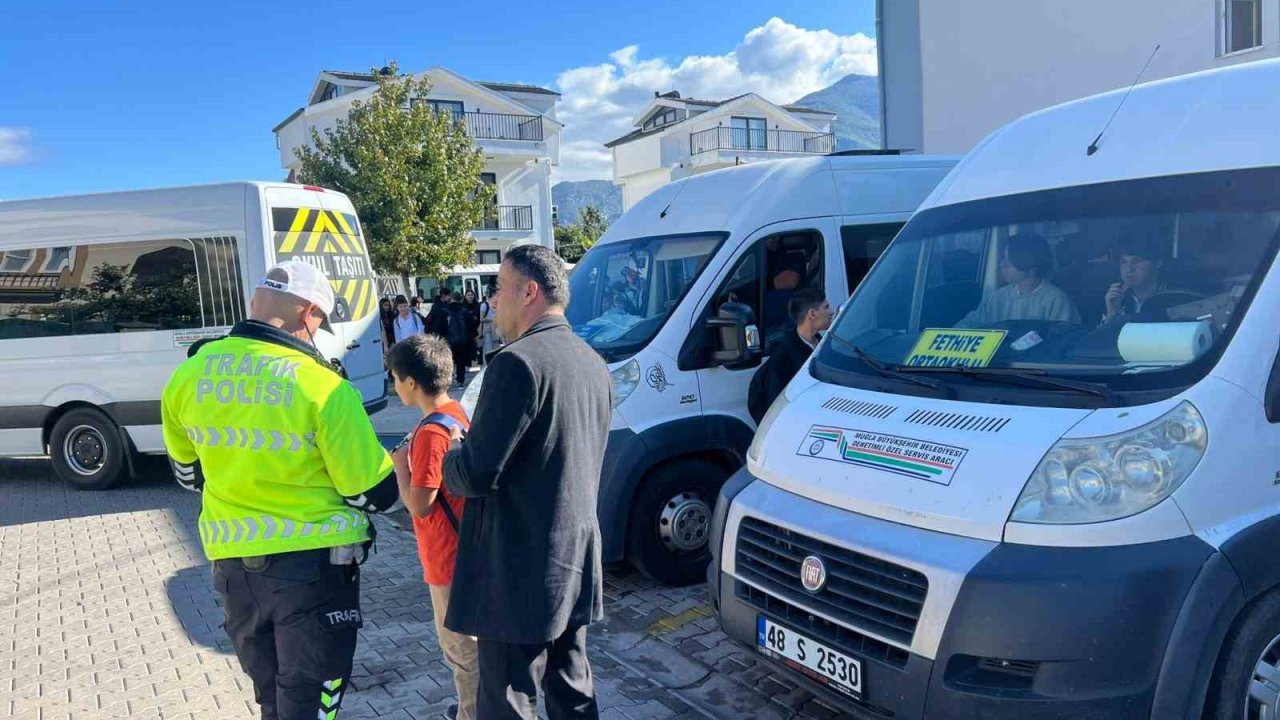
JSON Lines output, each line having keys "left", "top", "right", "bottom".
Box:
{"left": 446, "top": 305, "right": 470, "bottom": 346}
{"left": 413, "top": 411, "right": 468, "bottom": 532}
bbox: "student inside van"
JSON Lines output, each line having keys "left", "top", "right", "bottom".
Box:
{"left": 956, "top": 233, "right": 1081, "bottom": 328}
{"left": 1099, "top": 236, "right": 1198, "bottom": 326}
{"left": 748, "top": 288, "right": 833, "bottom": 423}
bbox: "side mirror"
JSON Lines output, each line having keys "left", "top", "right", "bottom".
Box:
{"left": 706, "top": 302, "right": 761, "bottom": 369}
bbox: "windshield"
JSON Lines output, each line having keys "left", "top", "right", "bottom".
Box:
{"left": 566, "top": 233, "right": 723, "bottom": 361}
{"left": 819, "top": 168, "right": 1280, "bottom": 404}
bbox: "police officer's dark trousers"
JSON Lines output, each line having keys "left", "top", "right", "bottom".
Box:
{"left": 213, "top": 548, "right": 362, "bottom": 720}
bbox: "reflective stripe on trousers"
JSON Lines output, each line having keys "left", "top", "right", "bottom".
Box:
{"left": 199, "top": 511, "right": 369, "bottom": 546}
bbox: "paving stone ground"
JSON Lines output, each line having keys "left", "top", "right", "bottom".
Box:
{"left": 0, "top": 380, "right": 854, "bottom": 720}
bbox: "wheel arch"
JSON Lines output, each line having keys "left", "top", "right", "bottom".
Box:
{"left": 598, "top": 414, "right": 753, "bottom": 563}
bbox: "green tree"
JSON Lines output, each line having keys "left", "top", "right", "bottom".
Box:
{"left": 555, "top": 204, "right": 609, "bottom": 263}
{"left": 295, "top": 63, "right": 493, "bottom": 279}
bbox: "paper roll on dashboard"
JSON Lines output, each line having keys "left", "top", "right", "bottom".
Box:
{"left": 1117, "top": 321, "right": 1213, "bottom": 364}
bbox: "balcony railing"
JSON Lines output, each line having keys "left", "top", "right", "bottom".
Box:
{"left": 689, "top": 126, "right": 835, "bottom": 156}
{"left": 478, "top": 205, "right": 534, "bottom": 231}
{"left": 439, "top": 111, "right": 544, "bottom": 141}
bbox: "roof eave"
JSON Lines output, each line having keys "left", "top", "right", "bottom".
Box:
{"left": 272, "top": 107, "right": 306, "bottom": 134}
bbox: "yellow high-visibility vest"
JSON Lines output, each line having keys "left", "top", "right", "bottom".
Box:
{"left": 162, "top": 324, "right": 393, "bottom": 560}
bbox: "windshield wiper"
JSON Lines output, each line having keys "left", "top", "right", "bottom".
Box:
{"left": 825, "top": 334, "right": 948, "bottom": 393}
{"left": 898, "top": 365, "right": 1119, "bottom": 403}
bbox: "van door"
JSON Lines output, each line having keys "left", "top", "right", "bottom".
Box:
{"left": 691, "top": 218, "right": 839, "bottom": 428}
{"left": 263, "top": 187, "right": 385, "bottom": 406}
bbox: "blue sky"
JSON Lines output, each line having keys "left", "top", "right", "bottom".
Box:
{"left": 0, "top": 1, "right": 875, "bottom": 199}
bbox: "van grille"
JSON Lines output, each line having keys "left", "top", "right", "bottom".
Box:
{"left": 903, "top": 409, "right": 1010, "bottom": 433}
{"left": 735, "top": 517, "right": 928, "bottom": 647}
{"left": 821, "top": 397, "right": 897, "bottom": 420}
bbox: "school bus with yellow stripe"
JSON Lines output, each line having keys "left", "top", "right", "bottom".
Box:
{"left": 0, "top": 182, "right": 387, "bottom": 489}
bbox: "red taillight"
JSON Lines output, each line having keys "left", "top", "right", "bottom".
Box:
{"left": 303, "top": 185, "right": 326, "bottom": 192}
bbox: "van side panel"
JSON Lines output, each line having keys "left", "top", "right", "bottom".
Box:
{"left": 0, "top": 183, "right": 259, "bottom": 459}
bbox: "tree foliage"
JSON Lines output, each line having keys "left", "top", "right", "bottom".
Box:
{"left": 295, "top": 63, "right": 493, "bottom": 279}
{"left": 555, "top": 204, "right": 609, "bottom": 263}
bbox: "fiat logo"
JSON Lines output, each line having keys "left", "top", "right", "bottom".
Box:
{"left": 800, "top": 555, "right": 827, "bottom": 593}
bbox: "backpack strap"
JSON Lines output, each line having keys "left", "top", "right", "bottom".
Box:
{"left": 418, "top": 412, "right": 467, "bottom": 533}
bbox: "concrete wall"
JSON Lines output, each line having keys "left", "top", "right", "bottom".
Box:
{"left": 473, "top": 158, "right": 555, "bottom": 250}
{"left": 619, "top": 169, "right": 672, "bottom": 212}
{"left": 883, "top": 0, "right": 1280, "bottom": 155}
{"left": 613, "top": 134, "right": 664, "bottom": 180}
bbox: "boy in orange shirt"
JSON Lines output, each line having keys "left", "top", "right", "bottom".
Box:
{"left": 388, "top": 335, "right": 476, "bottom": 720}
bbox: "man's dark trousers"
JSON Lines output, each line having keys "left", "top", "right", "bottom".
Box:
{"left": 213, "top": 549, "right": 363, "bottom": 720}
{"left": 476, "top": 625, "right": 599, "bottom": 720}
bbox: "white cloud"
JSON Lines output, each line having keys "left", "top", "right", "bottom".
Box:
{"left": 553, "top": 17, "right": 877, "bottom": 182}
{"left": 0, "top": 128, "right": 32, "bottom": 166}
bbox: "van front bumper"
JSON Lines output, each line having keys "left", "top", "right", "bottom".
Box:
{"left": 714, "top": 474, "right": 1222, "bottom": 719}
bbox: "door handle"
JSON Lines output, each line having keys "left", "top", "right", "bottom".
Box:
{"left": 346, "top": 341, "right": 361, "bottom": 350}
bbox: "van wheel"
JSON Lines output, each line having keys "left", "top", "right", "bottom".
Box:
{"left": 1203, "top": 588, "right": 1280, "bottom": 720}
{"left": 49, "top": 409, "right": 126, "bottom": 490}
{"left": 627, "top": 459, "right": 728, "bottom": 586}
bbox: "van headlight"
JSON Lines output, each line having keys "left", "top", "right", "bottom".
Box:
{"left": 1011, "top": 401, "right": 1207, "bottom": 524}
{"left": 611, "top": 360, "right": 640, "bottom": 409}
{"left": 747, "top": 390, "right": 790, "bottom": 467}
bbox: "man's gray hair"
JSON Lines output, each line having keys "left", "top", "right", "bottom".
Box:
{"left": 506, "top": 244, "right": 570, "bottom": 308}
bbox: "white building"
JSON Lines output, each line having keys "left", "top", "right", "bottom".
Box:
{"left": 274, "top": 67, "right": 562, "bottom": 299}
{"left": 607, "top": 91, "right": 837, "bottom": 211}
{"left": 879, "top": 0, "right": 1279, "bottom": 155}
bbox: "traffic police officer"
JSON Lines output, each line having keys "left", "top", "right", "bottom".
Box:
{"left": 161, "top": 261, "right": 399, "bottom": 720}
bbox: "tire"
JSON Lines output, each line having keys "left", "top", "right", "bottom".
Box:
{"left": 627, "top": 459, "right": 729, "bottom": 586}
{"left": 1203, "top": 588, "right": 1280, "bottom": 720}
{"left": 48, "top": 408, "right": 127, "bottom": 490}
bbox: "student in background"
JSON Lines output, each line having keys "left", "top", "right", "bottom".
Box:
{"left": 388, "top": 335, "right": 477, "bottom": 720}
{"left": 426, "top": 288, "right": 454, "bottom": 341}
{"left": 392, "top": 294, "right": 425, "bottom": 343}
{"left": 463, "top": 289, "right": 483, "bottom": 368}
{"left": 479, "top": 288, "right": 502, "bottom": 365}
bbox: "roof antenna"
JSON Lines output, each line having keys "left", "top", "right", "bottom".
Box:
{"left": 659, "top": 164, "right": 688, "bottom": 219}
{"left": 1088, "top": 44, "right": 1160, "bottom": 156}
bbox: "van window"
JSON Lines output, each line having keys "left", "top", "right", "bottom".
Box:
{"left": 699, "top": 230, "right": 824, "bottom": 356}
{"left": 567, "top": 233, "right": 722, "bottom": 362}
{"left": 0, "top": 239, "right": 211, "bottom": 339}
{"left": 818, "top": 167, "right": 1280, "bottom": 405}
{"left": 193, "top": 236, "right": 247, "bottom": 327}
{"left": 0, "top": 249, "right": 34, "bottom": 273}
{"left": 840, "top": 223, "right": 903, "bottom": 294}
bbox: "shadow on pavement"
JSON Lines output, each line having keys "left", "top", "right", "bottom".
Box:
{"left": 0, "top": 455, "right": 193, "bottom": 528}
{"left": 166, "top": 564, "right": 237, "bottom": 654}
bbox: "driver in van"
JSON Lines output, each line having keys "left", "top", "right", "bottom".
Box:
{"left": 956, "top": 233, "right": 1081, "bottom": 328}
{"left": 616, "top": 266, "right": 644, "bottom": 315}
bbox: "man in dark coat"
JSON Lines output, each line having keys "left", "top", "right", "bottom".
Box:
{"left": 443, "top": 244, "right": 612, "bottom": 720}
{"left": 748, "top": 287, "right": 833, "bottom": 423}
